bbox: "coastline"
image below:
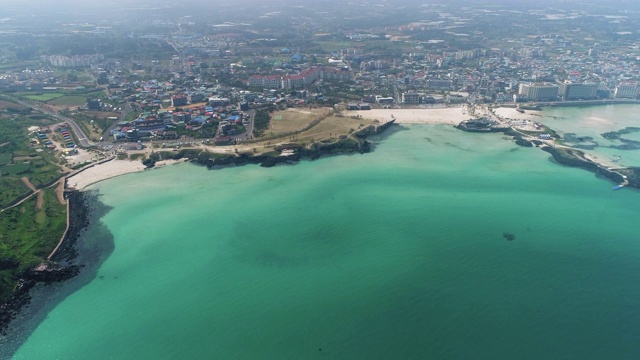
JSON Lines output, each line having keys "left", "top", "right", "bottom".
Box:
{"left": 66, "top": 159, "right": 185, "bottom": 190}
{"left": 0, "top": 118, "right": 398, "bottom": 337}
{"left": 0, "top": 191, "right": 87, "bottom": 337}
{"left": 0, "top": 191, "right": 117, "bottom": 356}
{"left": 2, "top": 103, "right": 640, "bottom": 343}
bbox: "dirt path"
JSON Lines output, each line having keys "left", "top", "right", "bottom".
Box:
{"left": 20, "top": 176, "right": 37, "bottom": 192}
{"left": 35, "top": 190, "right": 44, "bottom": 211}
{"left": 55, "top": 179, "right": 66, "bottom": 205}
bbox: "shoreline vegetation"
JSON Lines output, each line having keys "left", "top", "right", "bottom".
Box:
{"left": 2, "top": 103, "right": 640, "bottom": 336}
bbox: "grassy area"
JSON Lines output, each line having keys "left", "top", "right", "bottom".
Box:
{"left": 0, "top": 153, "right": 11, "bottom": 166}
{"left": 269, "top": 108, "right": 330, "bottom": 135}
{"left": 314, "top": 41, "right": 354, "bottom": 52}
{"left": 292, "top": 115, "right": 374, "bottom": 143}
{"left": 0, "top": 100, "right": 27, "bottom": 111}
{"left": 48, "top": 95, "right": 88, "bottom": 107}
{"left": 0, "top": 189, "right": 67, "bottom": 301}
{"left": 0, "top": 61, "right": 38, "bottom": 70}
{"left": 0, "top": 101, "right": 74, "bottom": 304}
{"left": 0, "top": 114, "right": 63, "bottom": 206}
{"left": 249, "top": 112, "right": 375, "bottom": 148}
{"left": 129, "top": 153, "right": 145, "bottom": 161}
{"left": 23, "top": 93, "right": 64, "bottom": 102}
{"left": 0, "top": 177, "right": 30, "bottom": 207}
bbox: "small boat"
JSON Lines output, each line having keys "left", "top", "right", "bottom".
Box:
{"left": 613, "top": 184, "right": 624, "bottom": 190}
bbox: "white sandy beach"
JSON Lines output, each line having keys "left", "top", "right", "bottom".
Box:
{"left": 343, "top": 107, "right": 479, "bottom": 125}
{"left": 66, "top": 159, "right": 183, "bottom": 190}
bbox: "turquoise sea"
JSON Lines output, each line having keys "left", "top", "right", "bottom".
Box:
{"left": 4, "top": 107, "right": 640, "bottom": 359}
{"left": 539, "top": 104, "right": 640, "bottom": 167}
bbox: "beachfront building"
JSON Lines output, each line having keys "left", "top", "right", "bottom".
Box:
{"left": 614, "top": 83, "right": 638, "bottom": 99}
{"left": 401, "top": 92, "right": 421, "bottom": 104}
{"left": 518, "top": 83, "right": 559, "bottom": 101}
{"left": 376, "top": 96, "right": 394, "bottom": 104}
{"left": 559, "top": 82, "right": 598, "bottom": 100}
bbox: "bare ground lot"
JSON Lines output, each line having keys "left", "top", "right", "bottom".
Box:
{"left": 0, "top": 100, "right": 27, "bottom": 110}
{"left": 275, "top": 114, "right": 375, "bottom": 143}
{"left": 84, "top": 110, "right": 121, "bottom": 119}
{"left": 269, "top": 108, "right": 331, "bottom": 135}
{"left": 35, "top": 190, "right": 44, "bottom": 211}
{"left": 20, "top": 176, "right": 37, "bottom": 192}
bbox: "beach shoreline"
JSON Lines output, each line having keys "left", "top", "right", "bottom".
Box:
{"left": 343, "top": 106, "right": 482, "bottom": 125}
{"left": 66, "top": 159, "right": 185, "bottom": 190}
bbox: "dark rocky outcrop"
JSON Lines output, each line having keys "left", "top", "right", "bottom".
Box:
{"left": 458, "top": 123, "right": 637, "bottom": 189}
{"left": 0, "top": 265, "right": 80, "bottom": 335}
{"left": 617, "top": 167, "right": 640, "bottom": 188}
{"left": 540, "top": 146, "right": 627, "bottom": 185}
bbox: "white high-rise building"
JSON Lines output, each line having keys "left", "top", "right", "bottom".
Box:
{"left": 614, "top": 84, "right": 637, "bottom": 99}
{"left": 518, "top": 83, "right": 559, "bottom": 101}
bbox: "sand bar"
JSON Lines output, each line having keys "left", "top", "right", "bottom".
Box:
{"left": 493, "top": 107, "right": 543, "bottom": 121}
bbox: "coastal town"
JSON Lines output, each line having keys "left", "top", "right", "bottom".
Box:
{"left": 2, "top": 0, "right": 640, "bottom": 339}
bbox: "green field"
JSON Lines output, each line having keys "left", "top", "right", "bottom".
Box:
{"left": 0, "top": 61, "right": 38, "bottom": 70}
{"left": 0, "top": 111, "right": 68, "bottom": 304}
{"left": 0, "top": 153, "right": 10, "bottom": 166}
{"left": 48, "top": 95, "right": 88, "bottom": 107}
{"left": 0, "top": 189, "right": 67, "bottom": 300}
{"left": 24, "top": 93, "right": 64, "bottom": 102}
{"left": 1, "top": 163, "right": 30, "bottom": 175}
{"left": 0, "top": 114, "right": 62, "bottom": 206}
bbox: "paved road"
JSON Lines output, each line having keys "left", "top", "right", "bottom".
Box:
{"left": 6, "top": 96, "right": 93, "bottom": 148}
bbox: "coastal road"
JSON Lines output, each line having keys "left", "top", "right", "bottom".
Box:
{"left": 235, "top": 109, "right": 255, "bottom": 143}
{"left": 5, "top": 95, "right": 93, "bottom": 148}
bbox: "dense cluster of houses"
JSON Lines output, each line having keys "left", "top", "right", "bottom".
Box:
{"left": 110, "top": 101, "right": 248, "bottom": 142}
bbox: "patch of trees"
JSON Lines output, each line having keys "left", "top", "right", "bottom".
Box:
{"left": 5, "top": 107, "right": 32, "bottom": 115}
{"left": 253, "top": 110, "right": 271, "bottom": 137}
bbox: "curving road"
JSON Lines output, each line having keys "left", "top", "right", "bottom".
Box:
{"left": 5, "top": 95, "right": 93, "bottom": 148}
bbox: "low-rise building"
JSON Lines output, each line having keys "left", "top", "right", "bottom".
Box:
{"left": 402, "top": 92, "right": 421, "bottom": 104}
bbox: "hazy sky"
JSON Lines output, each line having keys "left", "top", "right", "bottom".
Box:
{"left": 1, "top": 0, "right": 638, "bottom": 13}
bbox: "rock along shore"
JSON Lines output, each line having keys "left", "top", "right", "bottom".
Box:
{"left": 456, "top": 121, "right": 640, "bottom": 190}
{"left": 0, "top": 191, "right": 88, "bottom": 335}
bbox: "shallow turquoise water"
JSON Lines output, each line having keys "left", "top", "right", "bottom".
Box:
{"left": 8, "top": 124, "right": 640, "bottom": 359}
{"left": 540, "top": 104, "right": 640, "bottom": 167}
